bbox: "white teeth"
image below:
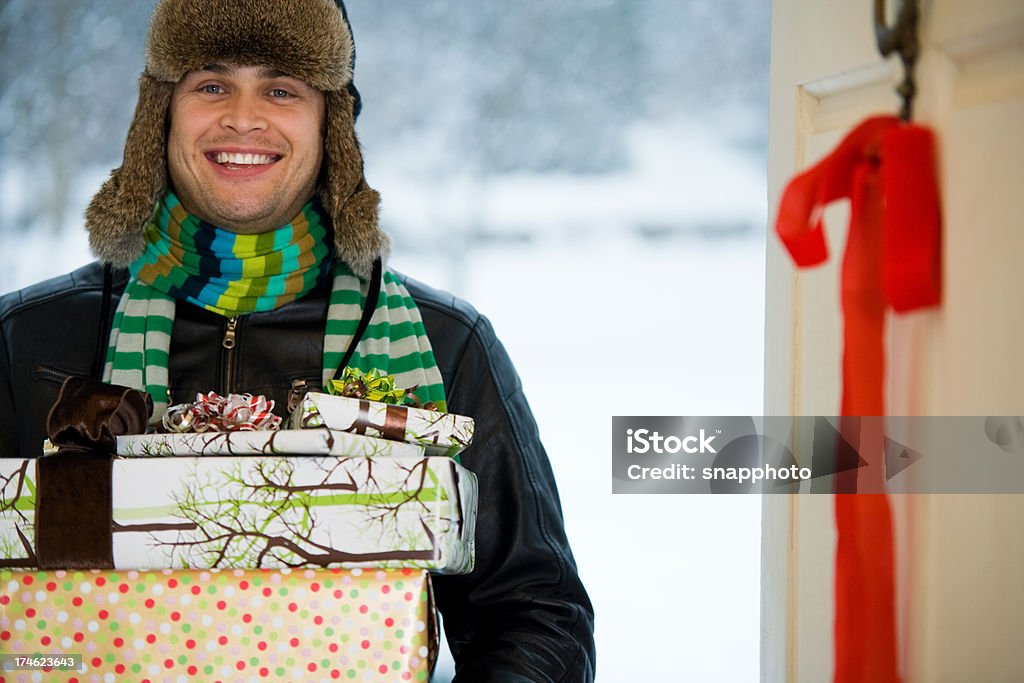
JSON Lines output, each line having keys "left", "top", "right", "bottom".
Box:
{"left": 215, "top": 152, "right": 275, "bottom": 165}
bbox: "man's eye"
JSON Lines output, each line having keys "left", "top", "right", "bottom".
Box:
{"left": 270, "top": 88, "right": 292, "bottom": 98}
{"left": 201, "top": 84, "right": 223, "bottom": 95}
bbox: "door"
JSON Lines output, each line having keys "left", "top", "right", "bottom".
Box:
{"left": 763, "top": 1, "right": 1024, "bottom": 680}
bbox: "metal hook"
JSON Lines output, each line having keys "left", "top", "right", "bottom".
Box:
{"left": 874, "top": 0, "right": 919, "bottom": 121}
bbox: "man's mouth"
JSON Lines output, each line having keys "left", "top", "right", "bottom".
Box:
{"left": 207, "top": 152, "right": 281, "bottom": 167}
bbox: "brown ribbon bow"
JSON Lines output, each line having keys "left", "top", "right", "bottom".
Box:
{"left": 37, "top": 377, "right": 152, "bottom": 569}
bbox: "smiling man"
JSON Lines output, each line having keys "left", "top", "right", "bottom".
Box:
{"left": 0, "top": 0, "right": 595, "bottom": 680}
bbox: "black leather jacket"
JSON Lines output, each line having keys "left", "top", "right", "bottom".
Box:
{"left": 0, "top": 262, "right": 596, "bottom": 682}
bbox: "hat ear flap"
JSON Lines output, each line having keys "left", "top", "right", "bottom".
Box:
{"left": 87, "top": 74, "right": 172, "bottom": 268}
{"left": 321, "top": 89, "right": 388, "bottom": 280}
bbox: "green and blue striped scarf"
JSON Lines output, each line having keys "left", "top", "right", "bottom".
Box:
{"left": 104, "top": 192, "right": 446, "bottom": 424}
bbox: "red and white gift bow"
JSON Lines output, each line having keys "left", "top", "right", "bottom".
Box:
{"left": 163, "top": 392, "right": 282, "bottom": 433}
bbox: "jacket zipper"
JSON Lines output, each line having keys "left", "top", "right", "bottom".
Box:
{"left": 33, "top": 364, "right": 76, "bottom": 385}
{"left": 222, "top": 316, "right": 239, "bottom": 394}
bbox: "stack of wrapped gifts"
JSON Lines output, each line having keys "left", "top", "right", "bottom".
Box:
{"left": 0, "top": 377, "right": 477, "bottom": 682}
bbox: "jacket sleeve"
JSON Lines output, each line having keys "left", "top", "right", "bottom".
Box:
{"left": 0, "top": 317, "right": 18, "bottom": 460}
{"left": 431, "top": 312, "right": 596, "bottom": 682}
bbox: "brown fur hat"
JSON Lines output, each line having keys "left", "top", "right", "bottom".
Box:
{"left": 85, "top": 0, "right": 386, "bottom": 280}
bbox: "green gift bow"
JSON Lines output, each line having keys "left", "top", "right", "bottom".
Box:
{"left": 328, "top": 367, "right": 435, "bottom": 409}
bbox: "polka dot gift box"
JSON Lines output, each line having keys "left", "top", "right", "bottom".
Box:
{"left": 0, "top": 567, "right": 437, "bottom": 683}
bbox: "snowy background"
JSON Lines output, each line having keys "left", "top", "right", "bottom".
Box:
{"left": 0, "top": 1, "right": 768, "bottom": 680}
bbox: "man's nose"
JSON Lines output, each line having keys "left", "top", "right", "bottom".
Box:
{"left": 219, "top": 92, "right": 268, "bottom": 134}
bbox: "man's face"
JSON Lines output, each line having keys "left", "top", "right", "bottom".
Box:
{"left": 167, "top": 64, "right": 326, "bottom": 234}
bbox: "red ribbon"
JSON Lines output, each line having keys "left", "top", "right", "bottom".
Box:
{"left": 775, "top": 115, "right": 942, "bottom": 683}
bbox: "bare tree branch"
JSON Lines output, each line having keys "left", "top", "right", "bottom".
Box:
{"left": 143, "top": 457, "right": 442, "bottom": 568}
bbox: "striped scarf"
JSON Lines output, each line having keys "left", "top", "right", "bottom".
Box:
{"left": 323, "top": 266, "right": 446, "bottom": 412}
{"left": 131, "top": 192, "right": 331, "bottom": 316}
{"left": 104, "top": 193, "right": 446, "bottom": 424}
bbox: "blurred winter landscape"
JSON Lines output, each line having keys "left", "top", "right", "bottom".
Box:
{"left": 0, "top": 1, "right": 768, "bottom": 680}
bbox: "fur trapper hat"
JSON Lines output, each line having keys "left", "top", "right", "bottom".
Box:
{"left": 85, "top": 0, "right": 386, "bottom": 280}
